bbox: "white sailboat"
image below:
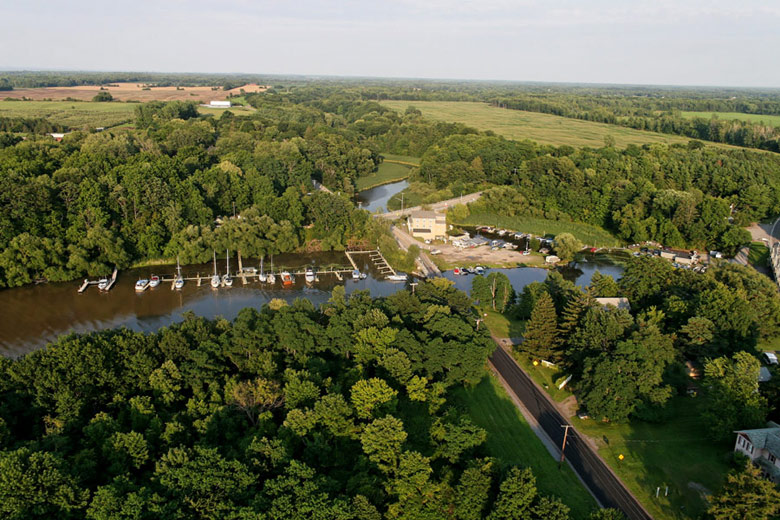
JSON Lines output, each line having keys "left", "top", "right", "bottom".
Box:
{"left": 174, "top": 256, "right": 184, "bottom": 289}
{"left": 259, "top": 256, "right": 267, "bottom": 283}
{"left": 222, "top": 249, "right": 233, "bottom": 287}
{"left": 210, "top": 251, "right": 220, "bottom": 288}
{"left": 267, "top": 255, "right": 276, "bottom": 285}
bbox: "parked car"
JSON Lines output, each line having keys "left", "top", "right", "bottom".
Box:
{"left": 430, "top": 249, "right": 442, "bottom": 255}
{"left": 763, "top": 352, "right": 779, "bottom": 365}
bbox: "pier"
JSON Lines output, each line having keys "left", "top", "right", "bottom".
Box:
{"left": 347, "top": 249, "right": 396, "bottom": 277}
{"left": 77, "top": 266, "right": 118, "bottom": 293}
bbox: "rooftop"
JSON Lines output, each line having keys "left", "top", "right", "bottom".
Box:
{"left": 595, "top": 297, "right": 631, "bottom": 311}
{"left": 736, "top": 423, "right": 780, "bottom": 459}
{"left": 409, "top": 210, "right": 445, "bottom": 220}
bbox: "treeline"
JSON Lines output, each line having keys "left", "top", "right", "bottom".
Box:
{"left": 0, "top": 116, "right": 64, "bottom": 134}
{"left": 0, "top": 71, "right": 278, "bottom": 89}
{"left": 416, "top": 133, "right": 780, "bottom": 251}
{"left": 513, "top": 259, "right": 780, "bottom": 433}
{"left": 0, "top": 282, "right": 611, "bottom": 519}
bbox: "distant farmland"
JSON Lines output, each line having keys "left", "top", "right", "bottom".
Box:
{"left": 4, "top": 82, "right": 267, "bottom": 102}
{"left": 680, "top": 111, "right": 780, "bottom": 126}
{"left": 380, "top": 101, "right": 719, "bottom": 148}
{"left": 0, "top": 100, "right": 136, "bottom": 128}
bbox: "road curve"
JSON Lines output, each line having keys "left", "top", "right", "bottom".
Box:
{"left": 490, "top": 346, "right": 654, "bottom": 520}
{"left": 375, "top": 191, "right": 482, "bottom": 219}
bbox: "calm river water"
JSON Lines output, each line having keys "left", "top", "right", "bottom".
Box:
{"left": 357, "top": 179, "right": 409, "bottom": 212}
{"left": 0, "top": 253, "right": 623, "bottom": 357}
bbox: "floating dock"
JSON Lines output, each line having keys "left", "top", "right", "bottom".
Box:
{"left": 347, "top": 249, "right": 396, "bottom": 277}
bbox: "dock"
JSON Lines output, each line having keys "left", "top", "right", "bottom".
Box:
{"left": 348, "top": 249, "right": 396, "bottom": 276}
{"left": 77, "top": 266, "right": 118, "bottom": 293}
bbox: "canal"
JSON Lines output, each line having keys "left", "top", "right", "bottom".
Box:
{"left": 0, "top": 253, "right": 623, "bottom": 357}
{"left": 356, "top": 179, "right": 409, "bottom": 213}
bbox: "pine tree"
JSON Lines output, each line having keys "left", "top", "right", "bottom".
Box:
{"left": 521, "top": 292, "right": 561, "bottom": 361}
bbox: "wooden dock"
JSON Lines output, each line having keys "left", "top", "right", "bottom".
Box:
{"left": 348, "top": 249, "right": 396, "bottom": 276}
{"left": 77, "top": 266, "right": 118, "bottom": 293}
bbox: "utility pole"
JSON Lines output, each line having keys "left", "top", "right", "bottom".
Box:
{"left": 559, "top": 424, "right": 572, "bottom": 469}
{"left": 401, "top": 193, "right": 404, "bottom": 214}
{"left": 410, "top": 282, "right": 418, "bottom": 294}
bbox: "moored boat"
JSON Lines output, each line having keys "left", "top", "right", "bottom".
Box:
{"left": 174, "top": 256, "right": 184, "bottom": 289}
{"left": 453, "top": 267, "right": 461, "bottom": 275}
{"left": 281, "top": 271, "right": 294, "bottom": 286}
{"left": 135, "top": 279, "right": 149, "bottom": 292}
{"left": 259, "top": 256, "right": 267, "bottom": 283}
{"left": 387, "top": 273, "right": 407, "bottom": 282}
{"left": 97, "top": 279, "right": 109, "bottom": 291}
{"left": 211, "top": 250, "right": 220, "bottom": 288}
{"left": 149, "top": 275, "right": 160, "bottom": 288}
{"left": 305, "top": 267, "right": 315, "bottom": 284}
{"left": 475, "top": 266, "right": 485, "bottom": 275}
{"left": 222, "top": 249, "right": 233, "bottom": 287}
{"left": 352, "top": 269, "right": 361, "bottom": 280}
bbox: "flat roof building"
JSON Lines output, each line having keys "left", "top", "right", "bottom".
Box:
{"left": 407, "top": 210, "right": 446, "bottom": 240}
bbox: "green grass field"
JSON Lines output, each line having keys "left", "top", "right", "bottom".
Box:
{"left": 380, "top": 153, "right": 421, "bottom": 166}
{"left": 0, "top": 100, "right": 137, "bottom": 128}
{"left": 680, "top": 111, "right": 780, "bottom": 126}
{"left": 356, "top": 161, "right": 414, "bottom": 191}
{"left": 380, "top": 101, "right": 713, "bottom": 148}
{"left": 574, "top": 398, "right": 731, "bottom": 520}
{"left": 483, "top": 309, "right": 526, "bottom": 338}
{"left": 451, "top": 376, "right": 597, "bottom": 519}
{"left": 459, "top": 212, "right": 622, "bottom": 247}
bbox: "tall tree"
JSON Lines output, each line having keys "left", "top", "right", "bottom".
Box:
{"left": 708, "top": 462, "right": 780, "bottom": 520}
{"left": 522, "top": 292, "right": 561, "bottom": 361}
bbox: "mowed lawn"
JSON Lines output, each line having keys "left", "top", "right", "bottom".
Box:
{"left": 680, "top": 111, "right": 780, "bottom": 126}
{"left": 356, "top": 161, "right": 414, "bottom": 190}
{"left": 0, "top": 100, "right": 137, "bottom": 128}
{"left": 573, "top": 398, "right": 732, "bottom": 520}
{"left": 459, "top": 212, "right": 622, "bottom": 247}
{"left": 380, "top": 101, "right": 703, "bottom": 148}
{"left": 451, "top": 376, "right": 597, "bottom": 519}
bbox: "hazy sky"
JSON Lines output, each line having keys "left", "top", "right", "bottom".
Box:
{"left": 2, "top": 0, "right": 779, "bottom": 87}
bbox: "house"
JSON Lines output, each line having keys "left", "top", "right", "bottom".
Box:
{"left": 209, "top": 100, "right": 232, "bottom": 108}
{"left": 407, "top": 210, "right": 447, "bottom": 240}
{"left": 734, "top": 423, "right": 780, "bottom": 484}
{"left": 49, "top": 132, "right": 67, "bottom": 141}
{"left": 595, "top": 297, "right": 631, "bottom": 311}
{"left": 660, "top": 251, "right": 675, "bottom": 260}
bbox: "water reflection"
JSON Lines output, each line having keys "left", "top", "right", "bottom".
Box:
{"left": 0, "top": 255, "right": 623, "bottom": 357}
{"left": 356, "top": 180, "right": 409, "bottom": 213}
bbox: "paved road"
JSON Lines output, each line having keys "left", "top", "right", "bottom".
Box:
{"left": 375, "top": 191, "right": 482, "bottom": 219}
{"left": 391, "top": 226, "right": 442, "bottom": 276}
{"left": 490, "top": 346, "right": 653, "bottom": 520}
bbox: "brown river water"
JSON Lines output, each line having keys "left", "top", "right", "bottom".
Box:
{"left": 0, "top": 251, "right": 622, "bottom": 357}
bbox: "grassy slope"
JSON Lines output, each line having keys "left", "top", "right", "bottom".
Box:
{"left": 573, "top": 398, "right": 731, "bottom": 520}
{"left": 356, "top": 161, "right": 413, "bottom": 191}
{"left": 680, "top": 111, "right": 780, "bottom": 126}
{"left": 451, "top": 376, "right": 597, "bottom": 519}
{"left": 459, "top": 212, "right": 622, "bottom": 247}
{"left": 748, "top": 241, "right": 770, "bottom": 268}
{"left": 0, "top": 100, "right": 136, "bottom": 128}
{"left": 380, "top": 101, "right": 712, "bottom": 148}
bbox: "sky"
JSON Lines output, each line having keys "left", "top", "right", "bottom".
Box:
{"left": 1, "top": 0, "right": 779, "bottom": 87}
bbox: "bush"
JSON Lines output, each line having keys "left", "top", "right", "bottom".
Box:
{"left": 92, "top": 91, "right": 113, "bottom": 102}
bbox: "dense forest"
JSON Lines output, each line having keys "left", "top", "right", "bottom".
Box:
{"left": 0, "top": 281, "right": 615, "bottom": 520}
{"left": 510, "top": 258, "right": 780, "bottom": 430}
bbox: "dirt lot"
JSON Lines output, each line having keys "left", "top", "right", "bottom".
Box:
{"left": 429, "top": 242, "right": 546, "bottom": 268}
{"left": 5, "top": 82, "right": 267, "bottom": 102}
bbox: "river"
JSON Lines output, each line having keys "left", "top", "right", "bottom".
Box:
{"left": 0, "top": 253, "right": 623, "bottom": 357}
{"left": 357, "top": 179, "right": 409, "bottom": 213}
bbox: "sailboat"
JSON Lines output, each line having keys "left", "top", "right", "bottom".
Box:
{"left": 259, "top": 256, "right": 267, "bottom": 283}
{"left": 174, "top": 256, "right": 184, "bottom": 289}
{"left": 210, "top": 251, "right": 220, "bottom": 288}
{"left": 267, "top": 255, "right": 276, "bottom": 285}
{"left": 222, "top": 249, "right": 233, "bottom": 287}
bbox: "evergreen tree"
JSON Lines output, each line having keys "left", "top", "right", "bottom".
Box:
{"left": 522, "top": 292, "right": 561, "bottom": 361}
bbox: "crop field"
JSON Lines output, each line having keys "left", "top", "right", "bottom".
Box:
{"left": 680, "top": 111, "right": 780, "bottom": 126}
{"left": 4, "top": 82, "right": 267, "bottom": 102}
{"left": 380, "top": 101, "right": 727, "bottom": 149}
{"left": 0, "top": 100, "right": 136, "bottom": 128}
{"left": 451, "top": 375, "right": 597, "bottom": 518}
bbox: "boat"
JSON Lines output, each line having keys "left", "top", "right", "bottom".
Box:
{"left": 267, "top": 256, "right": 276, "bottom": 285}
{"left": 387, "top": 274, "right": 407, "bottom": 282}
{"left": 259, "top": 257, "right": 267, "bottom": 283}
{"left": 352, "top": 269, "right": 361, "bottom": 280}
{"left": 97, "top": 279, "right": 108, "bottom": 291}
{"left": 475, "top": 266, "right": 484, "bottom": 275}
{"left": 281, "top": 271, "right": 294, "bottom": 286}
{"left": 222, "top": 249, "right": 233, "bottom": 287}
{"left": 360, "top": 273, "right": 367, "bottom": 279}
{"left": 305, "top": 267, "right": 315, "bottom": 284}
{"left": 210, "top": 251, "right": 220, "bottom": 288}
{"left": 453, "top": 267, "right": 461, "bottom": 275}
{"left": 135, "top": 279, "right": 149, "bottom": 292}
{"left": 149, "top": 275, "right": 160, "bottom": 288}
{"left": 174, "top": 256, "right": 184, "bottom": 289}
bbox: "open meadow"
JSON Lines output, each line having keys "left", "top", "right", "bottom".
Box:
{"left": 4, "top": 82, "right": 266, "bottom": 102}
{"left": 0, "top": 100, "right": 136, "bottom": 128}
{"left": 380, "top": 101, "right": 737, "bottom": 149}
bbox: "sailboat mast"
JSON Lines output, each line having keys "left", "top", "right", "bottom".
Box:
{"left": 213, "top": 251, "right": 217, "bottom": 276}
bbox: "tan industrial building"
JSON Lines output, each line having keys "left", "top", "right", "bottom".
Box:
{"left": 407, "top": 210, "right": 447, "bottom": 240}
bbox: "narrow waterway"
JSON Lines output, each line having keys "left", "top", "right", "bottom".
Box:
{"left": 356, "top": 179, "right": 409, "bottom": 213}
{"left": 0, "top": 253, "right": 624, "bottom": 357}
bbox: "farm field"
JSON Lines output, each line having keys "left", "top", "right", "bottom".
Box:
{"left": 458, "top": 212, "right": 622, "bottom": 247}
{"left": 4, "top": 82, "right": 267, "bottom": 102}
{"left": 573, "top": 398, "right": 731, "bottom": 520}
{"left": 0, "top": 100, "right": 136, "bottom": 128}
{"left": 380, "top": 101, "right": 709, "bottom": 148}
{"left": 356, "top": 161, "right": 413, "bottom": 190}
{"left": 680, "top": 111, "right": 780, "bottom": 126}
{"left": 451, "top": 375, "right": 597, "bottom": 519}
